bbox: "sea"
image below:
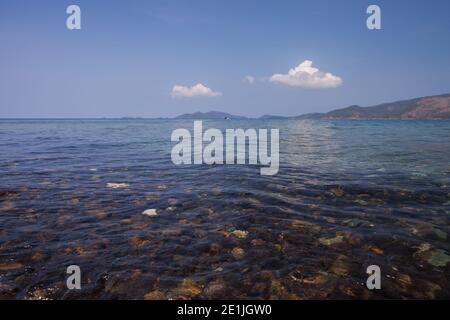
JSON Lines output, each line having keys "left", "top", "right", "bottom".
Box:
{"left": 0, "top": 119, "right": 449, "bottom": 299}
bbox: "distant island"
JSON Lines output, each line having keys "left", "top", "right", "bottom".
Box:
{"left": 175, "top": 111, "right": 247, "bottom": 120}
{"left": 175, "top": 93, "right": 450, "bottom": 120}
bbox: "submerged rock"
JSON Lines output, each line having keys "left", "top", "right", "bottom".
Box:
{"left": 353, "top": 199, "right": 368, "bottom": 206}
{"left": 342, "top": 232, "right": 362, "bottom": 245}
{"left": 331, "top": 188, "right": 345, "bottom": 197}
{"left": 365, "top": 246, "right": 384, "bottom": 255}
{"left": 0, "top": 201, "right": 15, "bottom": 211}
{"left": 0, "top": 190, "right": 18, "bottom": 198}
{"left": 268, "top": 278, "right": 299, "bottom": 300}
{"left": 31, "top": 252, "right": 47, "bottom": 262}
{"left": 209, "top": 243, "right": 222, "bottom": 254}
{"left": 106, "top": 183, "right": 129, "bottom": 189}
{"left": 144, "top": 290, "right": 165, "bottom": 300}
{"left": 291, "top": 219, "right": 322, "bottom": 232}
{"left": 324, "top": 217, "right": 336, "bottom": 224}
{"left": 344, "top": 218, "right": 374, "bottom": 228}
{"left": 0, "top": 261, "right": 23, "bottom": 271}
{"left": 104, "top": 270, "right": 143, "bottom": 297}
{"left": 173, "top": 279, "right": 203, "bottom": 298}
{"left": 397, "top": 273, "right": 412, "bottom": 287}
{"left": 231, "top": 247, "right": 245, "bottom": 259}
{"left": 413, "top": 244, "right": 450, "bottom": 268}
{"left": 204, "top": 279, "right": 227, "bottom": 298}
{"left": 401, "top": 220, "right": 447, "bottom": 240}
{"left": 161, "top": 228, "right": 182, "bottom": 236}
{"left": 319, "top": 235, "right": 344, "bottom": 246}
{"left": 428, "top": 249, "right": 450, "bottom": 268}
{"left": 120, "top": 219, "right": 133, "bottom": 225}
{"left": 231, "top": 230, "right": 249, "bottom": 239}
{"left": 26, "top": 287, "right": 51, "bottom": 300}
{"left": 128, "top": 236, "right": 149, "bottom": 248}
{"left": 329, "top": 257, "right": 350, "bottom": 276}
{"left": 0, "top": 283, "right": 17, "bottom": 297}
{"left": 303, "top": 273, "right": 329, "bottom": 285}
{"left": 211, "top": 187, "right": 222, "bottom": 196}
{"left": 142, "top": 209, "right": 158, "bottom": 216}
{"left": 251, "top": 239, "right": 266, "bottom": 246}
{"left": 74, "top": 246, "right": 97, "bottom": 258}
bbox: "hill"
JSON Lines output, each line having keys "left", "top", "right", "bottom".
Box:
{"left": 322, "top": 94, "right": 450, "bottom": 120}
{"left": 175, "top": 111, "right": 247, "bottom": 120}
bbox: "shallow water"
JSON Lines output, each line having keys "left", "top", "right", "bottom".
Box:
{"left": 0, "top": 119, "right": 449, "bottom": 299}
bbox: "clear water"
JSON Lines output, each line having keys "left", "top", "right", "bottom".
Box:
{"left": 0, "top": 119, "right": 449, "bottom": 299}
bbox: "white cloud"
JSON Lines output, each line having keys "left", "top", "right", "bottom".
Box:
{"left": 171, "top": 83, "right": 222, "bottom": 98}
{"left": 243, "top": 75, "right": 255, "bottom": 84}
{"left": 269, "top": 60, "right": 342, "bottom": 88}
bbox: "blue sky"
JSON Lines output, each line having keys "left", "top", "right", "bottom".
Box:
{"left": 1, "top": 0, "right": 450, "bottom": 118}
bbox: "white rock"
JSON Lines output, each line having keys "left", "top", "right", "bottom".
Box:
{"left": 142, "top": 209, "right": 158, "bottom": 216}
{"left": 106, "top": 183, "right": 129, "bottom": 189}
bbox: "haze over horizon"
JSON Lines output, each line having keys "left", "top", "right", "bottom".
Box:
{"left": 1, "top": 0, "right": 450, "bottom": 118}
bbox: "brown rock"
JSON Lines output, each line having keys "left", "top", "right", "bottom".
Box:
{"left": 331, "top": 188, "right": 345, "bottom": 197}
{"left": 303, "top": 274, "right": 329, "bottom": 285}
{"left": 74, "top": 246, "right": 96, "bottom": 257}
{"left": 0, "top": 262, "right": 23, "bottom": 271}
{"left": 251, "top": 239, "right": 266, "bottom": 246}
{"left": 31, "top": 252, "right": 46, "bottom": 262}
{"left": 128, "top": 236, "right": 149, "bottom": 247}
{"left": 174, "top": 279, "right": 202, "bottom": 298}
{"left": 144, "top": 290, "right": 165, "bottom": 300}
{"left": 366, "top": 246, "right": 384, "bottom": 255}
{"left": 209, "top": 243, "right": 222, "bottom": 254}
{"left": 329, "top": 257, "right": 350, "bottom": 276}
{"left": 120, "top": 219, "right": 132, "bottom": 225}
{"left": 231, "top": 247, "right": 245, "bottom": 259}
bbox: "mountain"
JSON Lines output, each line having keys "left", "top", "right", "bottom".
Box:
{"left": 172, "top": 93, "right": 450, "bottom": 120}
{"left": 321, "top": 94, "right": 450, "bottom": 120}
{"left": 175, "top": 111, "right": 247, "bottom": 120}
